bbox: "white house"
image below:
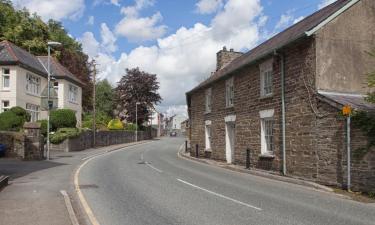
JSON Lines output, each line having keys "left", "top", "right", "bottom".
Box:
{"left": 170, "top": 114, "right": 187, "bottom": 131}
{"left": 0, "top": 40, "right": 84, "bottom": 126}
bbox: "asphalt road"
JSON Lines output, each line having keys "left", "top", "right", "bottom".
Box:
{"left": 78, "top": 137, "right": 375, "bottom": 225}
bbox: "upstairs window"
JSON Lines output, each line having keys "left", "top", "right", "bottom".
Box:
{"left": 26, "top": 73, "right": 41, "bottom": 95}
{"left": 205, "top": 88, "right": 212, "bottom": 113}
{"left": 260, "top": 59, "right": 273, "bottom": 97}
{"left": 225, "top": 77, "right": 234, "bottom": 107}
{"left": 69, "top": 84, "right": 78, "bottom": 103}
{"left": 2, "top": 68, "right": 10, "bottom": 90}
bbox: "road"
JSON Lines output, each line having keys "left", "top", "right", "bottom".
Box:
{"left": 78, "top": 138, "right": 375, "bottom": 225}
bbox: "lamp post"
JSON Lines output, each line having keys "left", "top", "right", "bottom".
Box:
{"left": 135, "top": 102, "right": 140, "bottom": 142}
{"left": 46, "top": 41, "right": 61, "bottom": 160}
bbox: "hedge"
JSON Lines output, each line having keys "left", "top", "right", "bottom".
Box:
{"left": 107, "top": 119, "right": 124, "bottom": 130}
{"left": 50, "top": 109, "right": 77, "bottom": 131}
{"left": 0, "top": 107, "right": 30, "bottom": 131}
{"left": 50, "top": 128, "right": 81, "bottom": 144}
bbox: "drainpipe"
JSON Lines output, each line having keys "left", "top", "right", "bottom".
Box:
{"left": 275, "top": 50, "right": 287, "bottom": 176}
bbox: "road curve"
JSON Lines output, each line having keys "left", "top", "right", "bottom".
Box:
{"left": 77, "top": 138, "right": 375, "bottom": 225}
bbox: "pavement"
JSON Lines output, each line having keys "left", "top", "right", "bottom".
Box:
{"left": 77, "top": 137, "right": 375, "bottom": 225}
{"left": 0, "top": 140, "right": 151, "bottom": 225}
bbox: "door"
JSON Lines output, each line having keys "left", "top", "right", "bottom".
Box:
{"left": 225, "top": 122, "right": 235, "bottom": 164}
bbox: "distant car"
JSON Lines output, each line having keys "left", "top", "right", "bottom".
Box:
{"left": 170, "top": 132, "right": 177, "bottom": 137}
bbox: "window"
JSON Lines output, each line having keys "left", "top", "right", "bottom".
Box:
{"left": 260, "top": 59, "right": 273, "bottom": 97}
{"left": 205, "top": 88, "right": 212, "bottom": 113}
{"left": 225, "top": 77, "right": 234, "bottom": 107}
{"left": 53, "top": 81, "right": 58, "bottom": 92}
{"left": 69, "top": 84, "right": 78, "bottom": 103}
{"left": 260, "top": 109, "right": 275, "bottom": 155}
{"left": 26, "top": 73, "right": 41, "bottom": 95}
{"left": 205, "top": 121, "right": 212, "bottom": 150}
{"left": 2, "top": 68, "right": 10, "bottom": 89}
{"left": 26, "top": 103, "right": 40, "bottom": 122}
{"left": 1, "top": 100, "right": 10, "bottom": 112}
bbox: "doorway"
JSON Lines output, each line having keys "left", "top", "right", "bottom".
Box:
{"left": 225, "top": 122, "right": 235, "bottom": 164}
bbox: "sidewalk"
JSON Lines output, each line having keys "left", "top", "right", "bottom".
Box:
{"left": 0, "top": 140, "right": 151, "bottom": 225}
{"left": 178, "top": 147, "right": 334, "bottom": 193}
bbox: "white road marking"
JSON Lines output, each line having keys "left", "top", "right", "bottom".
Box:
{"left": 141, "top": 153, "right": 144, "bottom": 161}
{"left": 60, "top": 190, "right": 80, "bottom": 225}
{"left": 146, "top": 162, "right": 163, "bottom": 173}
{"left": 177, "top": 178, "right": 262, "bottom": 211}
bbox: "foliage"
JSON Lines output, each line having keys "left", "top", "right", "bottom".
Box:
{"left": 10, "top": 106, "right": 30, "bottom": 122}
{"left": 50, "top": 128, "right": 81, "bottom": 144}
{"left": 352, "top": 111, "right": 375, "bottom": 159}
{"left": 366, "top": 49, "right": 375, "bottom": 103}
{"left": 50, "top": 109, "right": 77, "bottom": 131}
{"left": 96, "top": 79, "right": 115, "bottom": 117}
{"left": 115, "top": 68, "right": 162, "bottom": 126}
{"left": 37, "top": 120, "right": 47, "bottom": 137}
{"left": 0, "top": 110, "right": 24, "bottom": 131}
{"left": 82, "top": 112, "right": 111, "bottom": 130}
{"left": 0, "top": 0, "right": 93, "bottom": 111}
{"left": 107, "top": 119, "right": 124, "bottom": 130}
{"left": 124, "top": 123, "right": 138, "bottom": 131}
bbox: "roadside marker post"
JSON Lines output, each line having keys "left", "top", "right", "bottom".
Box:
{"left": 342, "top": 105, "right": 352, "bottom": 192}
{"left": 246, "top": 148, "right": 250, "bottom": 169}
{"left": 185, "top": 140, "right": 188, "bottom": 153}
{"left": 195, "top": 144, "right": 199, "bottom": 158}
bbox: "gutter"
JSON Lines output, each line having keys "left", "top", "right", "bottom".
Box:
{"left": 274, "top": 50, "right": 287, "bottom": 176}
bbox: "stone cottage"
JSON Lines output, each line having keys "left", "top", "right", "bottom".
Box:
{"left": 186, "top": 0, "right": 375, "bottom": 192}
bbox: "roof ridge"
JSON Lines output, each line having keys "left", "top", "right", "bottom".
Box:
{"left": 3, "top": 40, "right": 19, "bottom": 61}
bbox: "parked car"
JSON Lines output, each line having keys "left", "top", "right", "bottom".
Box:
{"left": 170, "top": 132, "right": 177, "bottom": 137}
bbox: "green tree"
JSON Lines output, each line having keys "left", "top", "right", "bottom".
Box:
{"left": 115, "top": 68, "right": 162, "bottom": 126}
{"left": 366, "top": 49, "right": 375, "bottom": 103}
{"left": 96, "top": 79, "right": 115, "bottom": 116}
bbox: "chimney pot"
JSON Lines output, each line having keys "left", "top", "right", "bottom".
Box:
{"left": 223, "top": 46, "right": 227, "bottom": 51}
{"left": 230, "top": 48, "right": 234, "bottom": 52}
{"left": 216, "top": 47, "right": 243, "bottom": 71}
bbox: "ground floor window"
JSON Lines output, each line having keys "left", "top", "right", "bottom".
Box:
{"left": 26, "top": 103, "right": 40, "bottom": 122}
{"left": 1, "top": 100, "right": 10, "bottom": 112}
{"left": 205, "top": 123, "right": 212, "bottom": 150}
{"left": 260, "top": 109, "right": 275, "bottom": 155}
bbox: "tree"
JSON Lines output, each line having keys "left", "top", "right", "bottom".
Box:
{"left": 96, "top": 79, "right": 115, "bottom": 116}
{"left": 115, "top": 68, "right": 162, "bottom": 126}
{"left": 366, "top": 49, "right": 375, "bottom": 103}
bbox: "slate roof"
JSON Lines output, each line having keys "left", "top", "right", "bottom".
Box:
{"left": 0, "top": 40, "right": 47, "bottom": 76}
{"left": 186, "top": 0, "right": 354, "bottom": 95}
{"left": 37, "top": 56, "right": 85, "bottom": 87}
{"left": 318, "top": 91, "right": 375, "bottom": 112}
{"left": 0, "top": 40, "right": 84, "bottom": 87}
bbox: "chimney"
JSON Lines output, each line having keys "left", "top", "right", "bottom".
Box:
{"left": 216, "top": 46, "right": 243, "bottom": 71}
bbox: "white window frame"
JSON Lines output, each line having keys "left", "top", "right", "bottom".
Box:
{"left": 68, "top": 84, "right": 78, "bottom": 103}
{"left": 1, "top": 100, "right": 10, "bottom": 112}
{"left": 260, "top": 109, "right": 275, "bottom": 155}
{"left": 205, "top": 120, "right": 212, "bottom": 150}
{"left": 225, "top": 77, "right": 234, "bottom": 107}
{"left": 26, "top": 103, "right": 40, "bottom": 122}
{"left": 25, "top": 73, "right": 41, "bottom": 95}
{"left": 2, "top": 68, "right": 10, "bottom": 90}
{"left": 260, "top": 59, "right": 273, "bottom": 97}
{"left": 205, "top": 88, "right": 212, "bottom": 113}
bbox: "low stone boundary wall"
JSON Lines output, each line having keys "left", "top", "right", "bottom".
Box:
{"left": 0, "top": 131, "right": 43, "bottom": 160}
{"left": 51, "top": 128, "right": 157, "bottom": 152}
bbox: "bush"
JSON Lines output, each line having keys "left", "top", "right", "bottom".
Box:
{"left": 50, "top": 109, "right": 77, "bottom": 131}
{"left": 37, "top": 120, "right": 48, "bottom": 137}
{"left": 107, "top": 119, "right": 124, "bottom": 130}
{"left": 50, "top": 128, "right": 81, "bottom": 144}
{"left": 124, "top": 123, "right": 138, "bottom": 131}
{"left": 82, "top": 112, "right": 111, "bottom": 130}
{"left": 0, "top": 107, "right": 31, "bottom": 131}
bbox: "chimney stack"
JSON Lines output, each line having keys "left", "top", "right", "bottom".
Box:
{"left": 216, "top": 46, "right": 243, "bottom": 71}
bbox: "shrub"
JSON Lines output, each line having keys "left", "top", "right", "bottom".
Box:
{"left": 107, "top": 119, "right": 124, "bottom": 130}
{"left": 50, "top": 109, "right": 77, "bottom": 131}
{"left": 10, "top": 106, "right": 30, "bottom": 122}
{"left": 50, "top": 128, "right": 81, "bottom": 144}
{"left": 124, "top": 123, "right": 138, "bottom": 131}
{"left": 37, "top": 120, "right": 48, "bottom": 137}
{"left": 0, "top": 111, "right": 24, "bottom": 131}
{"left": 82, "top": 112, "right": 111, "bottom": 130}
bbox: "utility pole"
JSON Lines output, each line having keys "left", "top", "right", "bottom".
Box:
{"left": 91, "top": 59, "right": 97, "bottom": 147}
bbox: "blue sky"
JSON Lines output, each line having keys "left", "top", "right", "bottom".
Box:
{"left": 12, "top": 0, "right": 336, "bottom": 115}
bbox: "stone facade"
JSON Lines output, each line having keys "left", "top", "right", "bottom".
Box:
{"left": 188, "top": 36, "right": 375, "bottom": 192}
{"left": 216, "top": 47, "right": 243, "bottom": 71}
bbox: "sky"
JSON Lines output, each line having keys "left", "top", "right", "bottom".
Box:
{"left": 11, "top": 0, "right": 336, "bottom": 116}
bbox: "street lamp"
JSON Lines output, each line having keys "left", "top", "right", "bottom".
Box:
{"left": 135, "top": 102, "right": 140, "bottom": 142}
{"left": 46, "top": 41, "right": 62, "bottom": 160}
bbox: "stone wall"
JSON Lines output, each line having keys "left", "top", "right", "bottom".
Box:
{"left": 0, "top": 131, "right": 43, "bottom": 160}
{"left": 51, "top": 128, "right": 157, "bottom": 152}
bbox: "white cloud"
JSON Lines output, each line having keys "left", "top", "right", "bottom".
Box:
{"left": 275, "top": 12, "right": 293, "bottom": 30}
{"left": 87, "top": 16, "right": 95, "bottom": 25}
{"left": 11, "top": 0, "right": 85, "bottom": 21}
{"left": 115, "top": 0, "right": 166, "bottom": 42}
{"left": 93, "top": 0, "right": 121, "bottom": 7}
{"left": 196, "top": 0, "right": 223, "bottom": 14}
{"left": 100, "top": 23, "right": 117, "bottom": 53}
{"left": 79, "top": 32, "right": 100, "bottom": 57}
{"left": 318, "top": 0, "right": 337, "bottom": 9}
{"left": 80, "top": 0, "right": 265, "bottom": 114}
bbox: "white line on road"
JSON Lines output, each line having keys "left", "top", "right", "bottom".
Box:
{"left": 60, "top": 190, "right": 80, "bottom": 225}
{"left": 177, "top": 178, "right": 262, "bottom": 211}
{"left": 146, "top": 162, "right": 163, "bottom": 173}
